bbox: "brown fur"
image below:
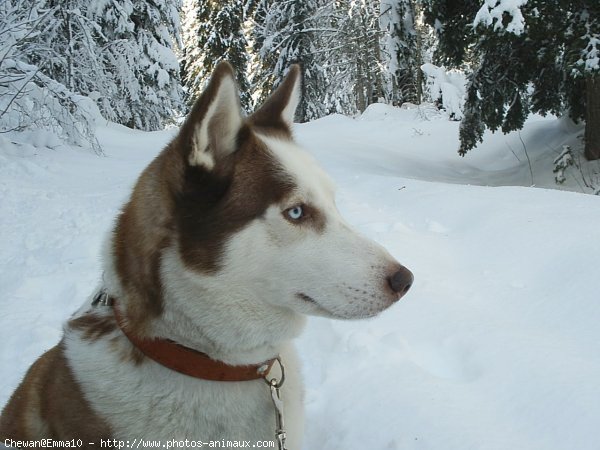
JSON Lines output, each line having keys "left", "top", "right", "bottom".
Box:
{"left": 0, "top": 343, "right": 112, "bottom": 444}
{"left": 176, "top": 129, "right": 295, "bottom": 273}
{"left": 69, "top": 312, "right": 145, "bottom": 365}
{"left": 113, "top": 150, "right": 179, "bottom": 335}
{"left": 283, "top": 203, "right": 327, "bottom": 233}
{"left": 110, "top": 66, "right": 242, "bottom": 334}
{"left": 69, "top": 313, "right": 117, "bottom": 341}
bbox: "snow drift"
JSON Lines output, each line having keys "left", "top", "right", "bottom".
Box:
{"left": 1, "top": 107, "right": 599, "bottom": 449}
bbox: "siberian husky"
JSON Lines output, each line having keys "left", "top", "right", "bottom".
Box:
{"left": 0, "top": 63, "right": 413, "bottom": 449}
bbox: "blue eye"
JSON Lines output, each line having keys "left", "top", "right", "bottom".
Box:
{"left": 286, "top": 205, "right": 304, "bottom": 220}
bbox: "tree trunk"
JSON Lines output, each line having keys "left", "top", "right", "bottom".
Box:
{"left": 355, "top": 53, "right": 366, "bottom": 113}
{"left": 63, "top": 1, "right": 75, "bottom": 92}
{"left": 413, "top": 0, "right": 423, "bottom": 104}
{"left": 585, "top": 73, "right": 600, "bottom": 160}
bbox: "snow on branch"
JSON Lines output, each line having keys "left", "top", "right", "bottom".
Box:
{"left": 0, "top": 0, "right": 102, "bottom": 152}
{"left": 421, "top": 63, "right": 466, "bottom": 120}
{"left": 580, "top": 19, "right": 600, "bottom": 72}
{"left": 0, "top": 58, "right": 103, "bottom": 153}
{"left": 473, "top": 0, "right": 528, "bottom": 35}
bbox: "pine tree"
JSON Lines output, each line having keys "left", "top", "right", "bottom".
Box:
{"left": 305, "top": 0, "right": 386, "bottom": 116}
{"left": 569, "top": 2, "right": 600, "bottom": 160}
{"left": 423, "top": 0, "right": 600, "bottom": 159}
{"left": 24, "top": 0, "right": 104, "bottom": 101}
{"left": 92, "top": 0, "right": 184, "bottom": 130}
{"left": 182, "top": 0, "right": 251, "bottom": 111}
{"left": 252, "top": 0, "right": 326, "bottom": 121}
{"left": 0, "top": 0, "right": 102, "bottom": 150}
{"left": 251, "top": 0, "right": 402, "bottom": 118}
{"left": 380, "top": 0, "right": 421, "bottom": 105}
{"left": 27, "top": 0, "right": 183, "bottom": 132}
{"left": 345, "top": 0, "right": 385, "bottom": 112}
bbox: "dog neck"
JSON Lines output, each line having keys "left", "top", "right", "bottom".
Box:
{"left": 103, "top": 244, "right": 306, "bottom": 367}
{"left": 151, "top": 298, "right": 305, "bottom": 367}
{"left": 166, "top": 246, "right": 306, "bottom": 364}
{"left": 108, "top": 299, "right": 277, "bottom": 381}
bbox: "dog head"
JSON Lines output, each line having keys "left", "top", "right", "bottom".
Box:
{"left": 174, "top": 63, "right": 412, "bottom": 318}
{"left": 111, "top": 63, "right": 413, "bottom": 339}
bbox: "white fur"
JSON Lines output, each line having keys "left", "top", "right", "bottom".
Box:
{"left": 249, "top": 134, "right": 402, "bottom": 318}
{"left": 65, "top": 319, "right": 303, "bottom": 447}
{"left": 155, "top": 245, "right": 306, "bottom": 365}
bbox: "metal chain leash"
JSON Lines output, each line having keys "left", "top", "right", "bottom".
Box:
{"left": 263, "top": 357, "right": 287, "bottom": 450}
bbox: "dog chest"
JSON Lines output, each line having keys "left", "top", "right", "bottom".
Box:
{"left": 64, "top": 332, "right": 303, "bottom": 447}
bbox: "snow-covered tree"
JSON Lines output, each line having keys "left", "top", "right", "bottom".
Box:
{"left": 30, "top": 0, "right": 183, "bottom": 131}
{"left": 88, "top": 0, "right": 184, "bottom": 130}
{"left": 423, "top": 0, "right": 600, "bottom": 160}
{"left": 570, "top": 2, "right": 600, "bottom": 160}
{"left": 286, "top": 0, "right": 387, "bottom": 116}
{"left": 2, "top": 0, "right": 183, "bottom": 151}
{"left": 421, "top": 63, "right": 466, "bottom": 119}
{"left": 345, "top": 0, "right": 386, "bottom": 112}
{"left": 380, "top": 0, "right": 421, "bottom": 105}
{"left": 0, "top": 0, "right": 102, "bottom": 151}
{"left": 252, "top": 0, "right": 327, "bottom": 121}
{"left": 182, "top": 0, "right": 251, "bottom": 111}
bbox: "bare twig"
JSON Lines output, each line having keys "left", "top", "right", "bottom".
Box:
{"left": 518, "top": 131, "right": 534, "bottom": 186}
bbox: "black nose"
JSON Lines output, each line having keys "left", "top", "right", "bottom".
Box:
{"left": 388, "top": 266, "right": 414, "bottom": 297}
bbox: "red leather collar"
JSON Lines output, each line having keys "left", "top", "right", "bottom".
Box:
{"left": 112, "top": 301, "right": 276, "bottom": 382}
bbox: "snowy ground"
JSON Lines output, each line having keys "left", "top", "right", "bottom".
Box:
{"left": 1, "top": 106, "right": 599, "bottom": 449}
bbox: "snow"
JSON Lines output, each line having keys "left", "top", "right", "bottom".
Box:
{"left": 474, "top": 0, "right": 528, "bottom": 35}
{"left": 583, "top": 35, "right": 600, "bottom": 72}
{"left": 421, "top": 63, "right": 466, "bottom": 120}
{"left": 380, "top": 0, "right": 402, "bottom": 74}
{"left": 1, "top": 108, "right": 600, "bottom": 449}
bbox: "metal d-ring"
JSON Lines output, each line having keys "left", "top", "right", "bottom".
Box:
{"left": 263, "top": 356, "right": 285, "bottom": 389}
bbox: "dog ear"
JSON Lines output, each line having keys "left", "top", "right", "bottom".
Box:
{"left": 251, "top": 65, "right": 301, "bottom": 130}
{"left": 182, "top": 62, "right": 242, "bottom": 170}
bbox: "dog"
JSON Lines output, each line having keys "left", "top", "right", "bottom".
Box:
{"left": 0, "top": 63, "right": 413, "bottom": 449}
